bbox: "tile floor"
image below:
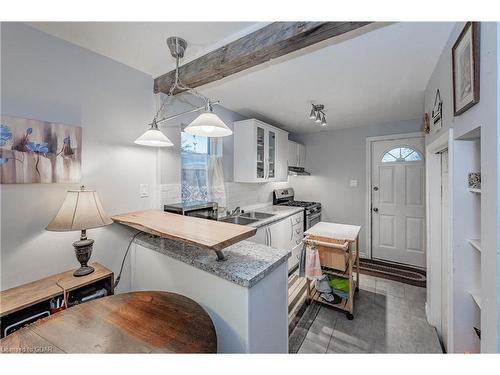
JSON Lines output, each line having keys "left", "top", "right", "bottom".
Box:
{"left": 297, "top": 274, "right": 443, "bottom": 353}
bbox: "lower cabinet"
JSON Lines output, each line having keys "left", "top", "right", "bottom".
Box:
{"left": 249, "top": 212, "right": 304, "bottom": 272}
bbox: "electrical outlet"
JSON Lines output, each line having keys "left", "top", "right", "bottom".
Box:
{"left": 140, "top": 184, "right": 149, "bottom": 198}
{"left": 350, "top": 180, "right": 358, "bottom": 188}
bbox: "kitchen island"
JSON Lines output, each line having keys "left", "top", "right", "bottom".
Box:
{"left": 131, "top": 232, "right": 290, "bottom": 353}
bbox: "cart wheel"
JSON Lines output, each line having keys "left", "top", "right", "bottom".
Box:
{"left": 305, "top": 298, "right": 311, "bottom": 305}
{"left": 355, "top": 286, "right": 360, "bottom": 293}
{"left": 346, "top": 312, "right": 354, "bottom": 320}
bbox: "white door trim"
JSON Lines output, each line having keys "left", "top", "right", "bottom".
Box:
{"left": 425, "top": 129, "right": 454, "bottom": 352}
{"left": 365, "top": 132, "right": 424, "bottom": 260}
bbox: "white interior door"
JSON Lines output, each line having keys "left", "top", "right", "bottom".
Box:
{"left": 371, "top": 137, "right": 426, "bottom": 267}
{"left": 440, "top": 149, "right": 449, "bottom": 350}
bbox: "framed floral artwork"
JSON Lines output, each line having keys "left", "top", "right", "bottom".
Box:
{"left": 452, "top": 22, "right": 480, "bottom": 116}
{"left": 0, "top": 115, "right": 82, "bottom": 183}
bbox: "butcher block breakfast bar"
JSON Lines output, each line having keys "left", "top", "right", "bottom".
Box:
{"left": 111, "top": 209, "right": 257, "bottom": 260}
{"left": 112, "top": 209, "right": 290, "bottom": 353}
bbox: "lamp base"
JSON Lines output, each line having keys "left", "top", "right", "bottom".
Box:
{"left": 72, "top": 238, "right": 95, "bottom": 277}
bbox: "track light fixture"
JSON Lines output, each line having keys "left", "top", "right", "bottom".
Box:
{"left": 308, "top": 104, "right": 327, "bottom": 127}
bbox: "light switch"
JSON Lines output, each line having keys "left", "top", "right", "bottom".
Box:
{"left": 350, "top": 180, "right": 358, "bottom": 188}
{"left": 140, "top": 184, "right": 149, "bottom": 198}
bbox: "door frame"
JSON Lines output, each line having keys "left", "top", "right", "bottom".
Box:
{"left": 425, "top": 129, "right": 454, "bottom": 352}
{"left": 365, "top": 132, "right": 424, "bottom": 260}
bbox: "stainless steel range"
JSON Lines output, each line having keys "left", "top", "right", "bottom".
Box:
{"left": 273, "top": 188, "right": 321, "bottom": 230}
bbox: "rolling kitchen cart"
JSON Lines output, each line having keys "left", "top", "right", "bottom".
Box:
{"left": 303, "top": 222, "right": 361, "bottom": 320}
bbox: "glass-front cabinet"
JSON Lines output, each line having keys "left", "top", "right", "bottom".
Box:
{"left": 268, "top": 130, "right": 276, "bottom": 179}
{"left": 256, "top": 126, "right": 265, "bottom": 179}
{"left": 233, "top": 119, "right": 289, "bottom": 183}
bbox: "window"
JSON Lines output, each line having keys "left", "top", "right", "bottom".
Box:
{"left": 181, "top": 132, "right": 209, "bottom": 204}
{"left": 381, "top": 147, "right": 422, "bottom": 163}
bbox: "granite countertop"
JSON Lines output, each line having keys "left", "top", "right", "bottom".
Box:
{"left": 243, "top": 205, "right": 304, "bottom": 228}
{"left": 135, "top": 233, "right": 290, "bottom": 288}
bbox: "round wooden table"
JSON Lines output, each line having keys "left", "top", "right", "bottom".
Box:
{"left": 0, "top": 291, "right": 217, "bottom": 353}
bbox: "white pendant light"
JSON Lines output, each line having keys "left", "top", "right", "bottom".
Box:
{"left": 184, "top": 102, "right": 232, "bottom": 137}
{"left": 134, "top": 120, "right": 173, "bottom": 147}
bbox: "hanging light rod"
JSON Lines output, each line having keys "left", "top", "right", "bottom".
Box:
{"left": 152, "top": 100, "right": 221, "bottom": 127}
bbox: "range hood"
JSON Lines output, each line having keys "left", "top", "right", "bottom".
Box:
{"left": 288, "top": 166, "right": 311, "bottom": 176}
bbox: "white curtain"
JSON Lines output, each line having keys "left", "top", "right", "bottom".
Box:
{"left": 207, "top": 137, "right": 227, "bottom": 215}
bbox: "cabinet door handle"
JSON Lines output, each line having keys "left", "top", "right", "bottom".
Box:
{"left": 269, "top": 227, "right": 272, "bottom": 246}
{"left": 290, "top": 218, "right": 294, "bottom": 240}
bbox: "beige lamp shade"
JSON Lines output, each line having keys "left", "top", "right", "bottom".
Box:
{"left": 46, "top": 187, "right": 112, "bottom": 232}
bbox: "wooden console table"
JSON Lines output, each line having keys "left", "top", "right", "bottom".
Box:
{"left": 0, "top": 262, "right": 114, "bottom": 338}
{"left": 0, "top": 291, "right": 217, "bottom": 353}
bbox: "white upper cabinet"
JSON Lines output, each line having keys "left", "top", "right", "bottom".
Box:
{"left": 288, "top": 141, "right": 306, "bottom": 168}
{"left": 234, "top": 119, "right": 289, "bottom": 183}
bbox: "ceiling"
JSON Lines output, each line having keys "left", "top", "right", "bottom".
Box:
{"left": 200, "top": 22, "right": 455, "bottom": 133}
{"left": 27, "top": 22, "right": 265, "bottom": 77}
{"left": 27, "top": 22, "right": 454, "bottom": 134}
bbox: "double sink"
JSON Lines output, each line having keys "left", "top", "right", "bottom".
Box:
{"left": 219, "top": 211, "right": 275, "bottom": 225}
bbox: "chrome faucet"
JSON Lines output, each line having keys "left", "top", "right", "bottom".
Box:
{"left": 227, "top": 206, "right": 241, "bottom": 217}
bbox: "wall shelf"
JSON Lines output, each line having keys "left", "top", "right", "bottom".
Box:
{"left": 470, "top": 291, "right": 482, "bottom": 309}
{"left": 469, "top": 239, "right": 482, "bottom": 252}
{"left": 453, "top": 131, "right": 481, "bottom": 353}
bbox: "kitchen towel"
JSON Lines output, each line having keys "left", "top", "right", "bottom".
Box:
{"left": 303, "top": 243, "right": 323, "bottom": 280}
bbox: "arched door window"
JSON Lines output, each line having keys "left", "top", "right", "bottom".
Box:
{"left": 381, "top": 146, "right": 422, "bottom": 163}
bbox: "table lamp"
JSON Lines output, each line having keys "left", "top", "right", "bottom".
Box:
{"left": 46, "top": 186, "right": 112, "bottom": 277}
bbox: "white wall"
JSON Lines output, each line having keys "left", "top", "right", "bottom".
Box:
{"left": 424, "top": 22, "right": 499, "bottom": 352}
{"left": 288, "top": 118, "right": 422, "bottom": 257}
{"left": 0, "top": 23, "right": 159, "bottom": 291}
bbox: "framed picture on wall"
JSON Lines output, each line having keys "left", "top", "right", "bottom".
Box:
{"left": 0, "top": 115, "right": 82, "bottom": 184}
{"left": 452, "top": 22, "right": 480, "bottom": 116}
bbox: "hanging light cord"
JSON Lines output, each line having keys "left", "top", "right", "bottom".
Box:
{"left": 114, "top": 231, "right": 142, "bottom": 289}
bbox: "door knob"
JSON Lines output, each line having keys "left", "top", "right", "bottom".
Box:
{"left": 373, "top": 186, "right": 379, "bottom": 191}
{"left": 372, "top": 207, "right": 379, "bottom": 212}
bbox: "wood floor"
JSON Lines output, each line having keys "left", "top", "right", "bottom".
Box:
{"left": 293, "top": 274, "right": 442, "bottom": 353}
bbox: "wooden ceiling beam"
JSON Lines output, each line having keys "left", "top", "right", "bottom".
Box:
{"left": 153, "top": 21, "right": 372, "bottom": 94}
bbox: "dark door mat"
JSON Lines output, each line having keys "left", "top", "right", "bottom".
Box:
{"left": 356, "top": 258, "right": 426, "bottom": 287}
{"left": 288, "top": 301, "right": 321, "bottom": 353}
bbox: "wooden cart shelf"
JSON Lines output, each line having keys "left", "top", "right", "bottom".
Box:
{"left": 303, "top": 222, "right": 361, "bottom": 320}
